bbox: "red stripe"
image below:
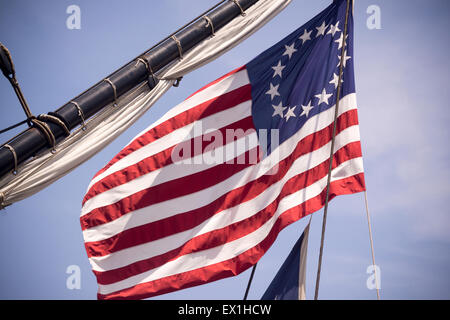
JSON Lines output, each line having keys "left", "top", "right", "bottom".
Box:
{"left": 92, "top": 77, "right": 250, "bottom": 180}
{"left": 82, "top": 147, "right": 258, "bottom": 231}
{"left": 86, "top": 134, "right": 361, "bottom": 260}
{"left": 97, "top": 173, "right": 365, "bottom": 300}
{"left": 81, "top": 109, "right": 359, "bottom": 231}
{"left": 83, "top": 116, "right": 255, "bottom": 204}
{"left": 91, "top": 141, "right": 363, "bottom": 285}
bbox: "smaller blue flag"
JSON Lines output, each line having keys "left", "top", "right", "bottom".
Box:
{"left": 261, "top": 222, "right": 310, "bottom": 300}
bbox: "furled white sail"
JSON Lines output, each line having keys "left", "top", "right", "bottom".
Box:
{"left": 0, "top": 0, "right": 291, "bottom": 208}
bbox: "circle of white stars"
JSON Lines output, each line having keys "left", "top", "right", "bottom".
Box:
{"left": 265, "top": 19, "right": 351, "bottom": 123}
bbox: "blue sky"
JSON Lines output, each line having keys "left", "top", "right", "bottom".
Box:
{"left": 0, "top": 0, "right": 449, "bottom": 299}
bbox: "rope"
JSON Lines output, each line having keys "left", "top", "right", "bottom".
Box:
{"left": 103, "top": 78, "right": 118, "bottom": 107}
{"left": 37, "top": 114, "right": 70, "bottom": 136}
{"left": 9, "top": 76, "right": 34, "bottom": 124}
{"left": 0, "top": 119, "right": 28, "bottom": 135}
{"left": 70, "top": 100, "right": 86, "bottom": 131}
{"left": 314, "top": 0, "right": 351, "bottom": 300}
{"left": 364, "top": 191, "right": 381, "bottom": 300}
{"left": 54, "top": 0, "right": 227, "bottom": 112}
{"left": 135, "top": 56, "right": 158, "bottom": 88}
{"left": 2, "top": 43, "right": 60, "bottom": 152}
{"left": 3, "top": 144, "right": 17, "bottom": 174}
{"left": 230, "top": 0, "right": 246, "bottom": 16}
{"left": 136, "top": 57, "right": 152, "bottom": 74}
{"left": 171, "top": 35, "right": 183, "bottom": 60}
{"left": 203, "top": 15, "right": 215, "bottom": 36}
{"left": 30, "top": 118, "right": 56, "bottom": 151}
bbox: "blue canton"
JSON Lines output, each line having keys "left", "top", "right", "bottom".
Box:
{"left": 246, "top": 0, "right": 355, "bottom": 154}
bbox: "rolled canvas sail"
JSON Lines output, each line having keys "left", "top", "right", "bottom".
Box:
{"left": 0, "top": 0, "right": 291, "bottom": 207}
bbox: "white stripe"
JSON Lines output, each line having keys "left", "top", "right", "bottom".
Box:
{"left": 88, "top": 125, "right": 361, "bottom": 271}
{"left": 97, "top": 157, "right": 364, "bottom": 295}
{"left": 118, "top": 68, "right": 250, "bottom": 156}
{"left": 86, "top": 100, "right": 252, "bottom": 192}
{"left": 151, "top": 69, "right": 249, "bottom": 128}
{"left": 82, "top": 128, "right": 258, "bottom": 216}
{"left": 83, "top": 93, "right": 358, "bottom": 240}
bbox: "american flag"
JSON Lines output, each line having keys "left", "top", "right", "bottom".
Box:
{"left": 81, "top": 0, "right": 365, "bottom": 300}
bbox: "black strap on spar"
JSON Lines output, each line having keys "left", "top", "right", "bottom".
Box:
{"left": 0, "top": 0, "right": 259, "bottom": 178}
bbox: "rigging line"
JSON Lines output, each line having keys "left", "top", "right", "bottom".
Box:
{"left": 243, "top": 263, "right": 257, "bottom": 300}
{"left": 8, "top": 77, "right": 33, "bottom": 120}
{"left": 364, "top": 190, "right": 381, "bottom": 300}
{"left": 0, "top": 119, "right": 28, "bottom": 135}
{"left": 54, "top": 0, "right": 228, "bottom": 111}
{"left": 243, "top": 215, "right": 313, "bottom": 300}
{"left": 314, "top": 0, "right": 351, "bottom": 300}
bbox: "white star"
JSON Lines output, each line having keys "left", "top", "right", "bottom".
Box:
{"left": 327, "top": 21, "right": 341, "bottom": 37}
{"left": 299, "top": 29, "right": 312, "bottom": 44}
{"left": 337, "top": 50, "right": 351, "bottom": 68}
{"left": 316, "top": 21, "right": 328, "bottom": 37}
{"left": 271, "top": 60, "right": 285, "bottom": 78}
{"left": 282, "top": 42, "right": 297, "bottom": 59}
{"left": 272, "top": 102, "right": 286, "bottom": 118}
{"left": 266, "top": 83, "right": 280, "bottom": 101}
{"left": 335, "top": 32, "right": 348, "bottom": 50}
{"left": 315, "top": 88, "right": 333, "bottom": 105}
{"left": 300, "top": 101, "right": 314, "bottom": 118}
{"left": 329, "top": 73, "right": 343, "bottom": 89}
{"left": 284, "top": 106, "right": 297, "bottom": 121}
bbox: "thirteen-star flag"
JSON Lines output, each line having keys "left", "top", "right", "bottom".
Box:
{"left": 81, "top": 0, "right": 365, "bottom": 300}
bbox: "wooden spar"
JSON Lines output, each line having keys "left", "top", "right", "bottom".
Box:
{"left": 0, "top": 0, "right": 259, "bottom": 179}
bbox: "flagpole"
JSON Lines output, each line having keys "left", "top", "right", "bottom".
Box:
{"left": 314, "top": 0, "right": 351, "bottom": 300}
{"left": 243, "top": 263, "right": 258, "bottom": 300}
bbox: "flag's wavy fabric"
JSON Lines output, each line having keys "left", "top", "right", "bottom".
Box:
{"left": 261, "top": 221, "right": 310, "bottom": 300}
{"left": 0, "top": 0, "right": 291, "bottom": 207}
{"left": 82, "top": 0, "right": 364, "bottom": 300}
